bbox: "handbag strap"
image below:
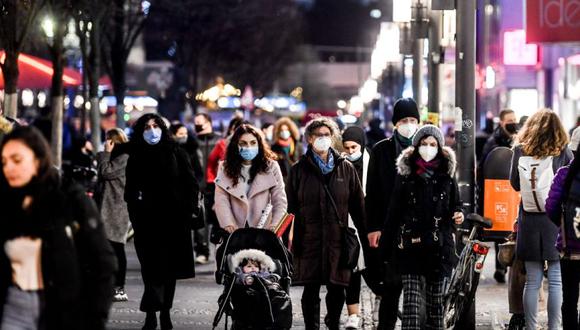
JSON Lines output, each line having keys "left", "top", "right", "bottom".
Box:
{"left": 322, "top": 184, "right": 346, "bottom": 228}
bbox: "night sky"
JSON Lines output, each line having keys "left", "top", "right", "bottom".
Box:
{"left": 304, "top": 0, "right": 380, "bottom": 47}
{"left": 143, "top": 0, "right": 381, "bottom": 61}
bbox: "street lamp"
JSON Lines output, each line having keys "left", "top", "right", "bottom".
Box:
{"left": 41, "top": 17, "right": 55, "bottom": 39}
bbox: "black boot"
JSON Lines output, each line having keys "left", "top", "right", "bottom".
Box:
{"left": 142, "top": 312, "right": 157, "bottom": 330}
{"left": 507, "top": 313, "right": 525, "bottom": 330}
{"left": 324, "top": 314, "right": 340, "bottom": 330}
{"left": 301, "top": 298, "right": 321, "bottom": 330}
{"left": 160, "top": 309, "right": 173, "bottom": 330}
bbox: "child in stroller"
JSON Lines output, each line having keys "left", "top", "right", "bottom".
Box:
{"left": 234, "top": 249, "right": 278, "bottom": 286}
{"left": 213, "top": 228, "right": 293, "bottom": 330}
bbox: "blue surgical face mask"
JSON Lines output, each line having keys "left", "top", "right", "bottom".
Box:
{"left": 346, "top": 150, "right": 362, "bottom": 162}
{"left": 143, "top": 127, "right": 162, "bottom": 145}
{"left": 239, "top": 146, "right": 259, "bottom": 161}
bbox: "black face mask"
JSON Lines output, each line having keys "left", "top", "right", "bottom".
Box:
{"left": 505, "top": 123, "right": 518, "bottom": 134}
{"left": 194, "top": 124, "right": 205, "bottom": 133}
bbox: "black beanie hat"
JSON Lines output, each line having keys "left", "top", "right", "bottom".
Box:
{"left": 392, "top": 98, "right": 420, "bottom": 125}
{"left": 342, "top": 126, "right": 366, "bottom": 147}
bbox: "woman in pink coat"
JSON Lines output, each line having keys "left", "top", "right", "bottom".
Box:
{"left": 214, "top": 124, "right": 287, "bottom": 232}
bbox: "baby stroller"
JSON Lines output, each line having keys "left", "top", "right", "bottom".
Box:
{"left": 213, "top": 228, "right": 293, "bottom": 330}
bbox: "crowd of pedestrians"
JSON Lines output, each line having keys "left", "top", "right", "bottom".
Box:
{"left": 3, "top": 98, "right": 580, "bottom": 330}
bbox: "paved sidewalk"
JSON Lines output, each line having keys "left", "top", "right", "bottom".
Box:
{"left": 107, "top": 242, "right": 550, "bottom": 329}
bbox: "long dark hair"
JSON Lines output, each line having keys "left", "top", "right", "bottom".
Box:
{"left": 0, "top": 126, "right": 59, "bottom": 191}
{"left": 224, "top": 124, "right": 276, "bottom": 186}
{"left": 131, "top": 113, "right": 173, "bottom": 146}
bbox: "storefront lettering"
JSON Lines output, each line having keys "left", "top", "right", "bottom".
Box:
{"left": 540, "top": 0, "right": 580, "bottom": 29}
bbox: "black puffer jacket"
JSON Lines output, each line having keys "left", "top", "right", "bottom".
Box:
{"left": 0, "top": 177, "right": 116, "bottom": 330}
{"left": 383, "top": 146, "right": 462, "bottom": 278}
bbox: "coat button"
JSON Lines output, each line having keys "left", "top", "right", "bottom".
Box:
{"left": 240, "top": 195, "right": 244, "bottom": 198}
{"left": 433, "top": 196, "right": 438, "bottom": 202}
{"left": 226, "top": 186, "right": 230, "bottom": 190}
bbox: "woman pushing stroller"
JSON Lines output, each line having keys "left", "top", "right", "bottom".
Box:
{"left": 213, "top": 124, "right": 287, "bottom": 232}
{"left": 212, "top": 124, "right": 291, "bottom": 329}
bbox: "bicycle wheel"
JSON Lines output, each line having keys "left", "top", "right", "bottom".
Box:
{"left": 443, "top": 254, "right": 477, "bottom": 329}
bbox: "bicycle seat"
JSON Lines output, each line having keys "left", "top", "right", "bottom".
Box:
{"left": 466, "top": 213, "right": 493, "bottom": 229}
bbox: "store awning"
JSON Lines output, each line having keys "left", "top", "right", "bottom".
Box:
{"left": 0, "top": 51, "right": 82, "bottom": 89}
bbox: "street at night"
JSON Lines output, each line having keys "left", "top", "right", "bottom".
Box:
{"left": 1, "top": 0, "right": 580, "bottom": 330}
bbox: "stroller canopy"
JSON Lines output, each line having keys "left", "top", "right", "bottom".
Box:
{"left": 215, "top": 228, "right": 292, "bottom": 281}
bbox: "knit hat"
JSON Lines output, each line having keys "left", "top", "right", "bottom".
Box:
{"left": 342, "top": 126, "right": 366, "bottom": 147}
{"left": 570, "top": 126, "right": 580, "bottom": 152}
{"left": 412, "top": 124, "right": 445, "bottom": 147}
{"left": 392, "top": 98, "right": 420, "bottom": 125}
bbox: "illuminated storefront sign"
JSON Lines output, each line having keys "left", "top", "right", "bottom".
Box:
{"left": 503, "top": 30, "right": 539, "bottom": 66}
{"left": 526, "top": 0, "right": 580, "bottom": 42}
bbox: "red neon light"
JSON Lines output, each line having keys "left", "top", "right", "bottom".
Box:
{"left": 18, "top": 54, "right": 79, "bottom": 84}
{"left": 503, "top": 30, "right": 539, "bottom": 66}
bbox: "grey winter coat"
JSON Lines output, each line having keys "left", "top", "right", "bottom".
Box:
{"left": 509, "top": 145, "right": 573, "bottom": 261}
{"left": 96, "top": 151, "right": 130, "bottom": 243}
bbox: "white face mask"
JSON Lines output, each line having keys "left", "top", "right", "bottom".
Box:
{"left": 313, "top": 136, "right": 332, "bottom": 152}
{"left": 280, "top": 130, "right": 291, "bottom": 140}
{"left": 398, "top": 123, "right": 418, "bottom": 139}
{"left": 346, "top": 150, "right": 362, "bottom": 162}
{"left": 418, "top": 145, "right": 438, "bottom": 162}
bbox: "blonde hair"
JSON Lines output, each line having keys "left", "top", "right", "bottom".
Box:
{"left": 106, "top": 128, "right": 129, "bottom": 144}
{"left": 517, "top": 109, "right": 568, "bottom": 158}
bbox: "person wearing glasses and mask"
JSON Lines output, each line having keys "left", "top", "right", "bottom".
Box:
{"left": 286, "top": 117, "right": 367, "bottom": 330}
{"left": 124, "top": 113, "right": 199, "bottom": 330}
{"left": 365, "top": 98, "right": 420, "bottom": 330}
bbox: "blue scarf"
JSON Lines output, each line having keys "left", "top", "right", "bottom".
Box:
{"left": 313, "top": 150, "right": 335, "bottom": 175}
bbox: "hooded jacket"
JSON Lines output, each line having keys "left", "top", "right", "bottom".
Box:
{"left": 383, "top": 146, "right": 461, "bottom": 278}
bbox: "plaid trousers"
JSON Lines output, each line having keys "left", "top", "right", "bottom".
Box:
{"left": 401, "top": 274, "right": 445, "bottom": 330}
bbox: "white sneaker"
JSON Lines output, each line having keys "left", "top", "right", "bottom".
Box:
{"left": 345, "top": 314, "right": 360, "bottom": 329}
{"left": 113, "top": 287, "right": 128, "bottom": 302}
{"left": 373, "top": 296, "right": 381, "bottom": 322}
{"left": 195, "top": 255, "right": 209, "bottom": 264}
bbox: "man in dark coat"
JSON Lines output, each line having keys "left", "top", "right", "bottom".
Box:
{"left": 287, "top": 117, "right": 367, "bottom": 330}
{"left": 480, "top": 109, "right": 517, "bottom": 161}
{"left": 365, "top": 98, "right": 420, "bottom": 330}
{"left": 478, "top": 108, "right": 517, "bottom": 283}
{"left": 125, "top": 113, "right": 198, "bottom": 330}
